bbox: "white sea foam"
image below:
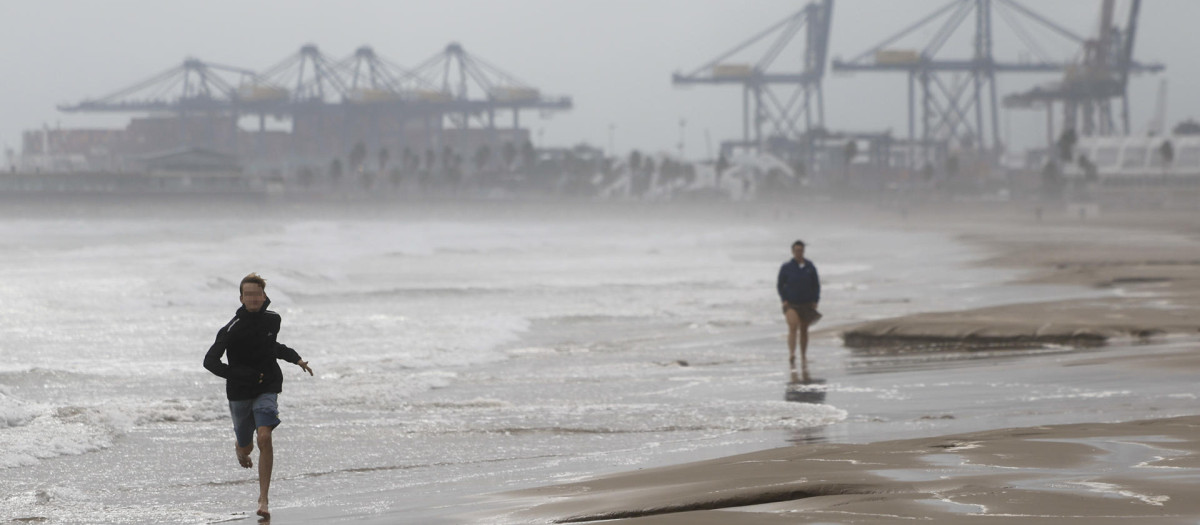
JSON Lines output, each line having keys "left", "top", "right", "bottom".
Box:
{"left": 1021, "top": 389, "right": 1133, "bottom": 402}
{"left": 388, "top": 400, "right": 847, "bottom": 435}
{"left": 0, "top": 205, "right": 1024, "bottom": 525}
{"left": 0, "top": 390, "right": 36, "bottom": 429}
{"left": 8, "top": 209, "right": 833, "bottom": 475}
{"left": 1070, "top": 481, "right": 1170, "bottom": 506}
{"left": 0, "top": 404, "right": 121, "bottom": 469}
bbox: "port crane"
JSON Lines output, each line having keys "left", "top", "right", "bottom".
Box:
{"left": 672, "top": 0, "right": 834, "bottom": 152}
{"left": 1003, "top": 0, "right": 1164, "bottom": 140}
{"left": 831, "top": 0, "right": 1101, "bottom": 164}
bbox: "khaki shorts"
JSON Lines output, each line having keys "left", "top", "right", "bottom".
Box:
{"left": 784, "top": 302, "right": 822, "bottom": 326}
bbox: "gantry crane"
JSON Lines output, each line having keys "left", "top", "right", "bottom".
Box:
{"left": 672, "top": 0, "right": 833, "bottom": 152}
{"left": 832, "top": 0, "right": 1103, "bottom": 165}
{"left": 406, "top": 42, "right": 572, "bottom": 131}
{"left": 55, "top": 43, "right": 572, "bottom": 159}
{"left": 59, "top": 57, "right": 255, "bottom": 114}
{"left": 1003, "top": 0, "right": 1163, "bottom": 139}
{"left": 255, "top": 44, "right": 348, "bottom": 106}
{"left": 57, "top": 57, "right": 259, "bottom": 152}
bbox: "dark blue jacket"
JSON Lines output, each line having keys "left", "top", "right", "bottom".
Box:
{"left": 777, "top": 258, "right": 820, "bottom": 304}
{"left": 204, "top": 297, "right": 303, "bottom": 401}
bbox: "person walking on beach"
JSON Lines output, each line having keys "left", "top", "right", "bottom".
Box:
{"left": 778, "top": 240, "right": 821, "bottom": 366}
{"left": 204, "top": 273, "right": 313, "bottom": 521}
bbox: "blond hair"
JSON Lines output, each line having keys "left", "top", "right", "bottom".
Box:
{"left": 239, "top": 272, "right": 267, "bottom": 295}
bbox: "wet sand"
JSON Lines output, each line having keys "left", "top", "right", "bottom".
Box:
{"left": 500, "top": 414, "right": 1200, "bottom": 524}
{"left": 475, "top": 203, "right": 1200, "bottom": 524}
{"left": 843, "top": 206, "right": 1200, "bottom": 349}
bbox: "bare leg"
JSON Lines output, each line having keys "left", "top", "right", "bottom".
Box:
{"left": 235, "top": 441, "right": 254, "bottom": 469}
{"left": 256, "top": 426, "right": 273, "bottom": 520}
{"left": 799, "top": 320, "right": 811, "bottom": 364}
{"left": 785, "top": 308, "right": 801, "bottom": 366}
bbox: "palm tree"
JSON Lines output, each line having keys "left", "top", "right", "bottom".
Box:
{"left": 502, "top": 142, "right": 517, "bottom": 172}
{"left": 297, "top": 166, "right": 315, "bottom": 189}
{"left": 389, "top": 167, "right": 404, "bottom": 189}
{"left": 715, "top": 153, "right": 729, "bottom": 186}
{"left": 520, "top": 140, "right": 536, "bottom": 171}
{"left": 441, "top": 146, "right": 454, "bottom": 177}
{"left": 474, "top": 144, "right": 492, "bottom": 174}
{"left": 329, "top": 158, "right": 343, "bottom": 183}
{"left": 945, "top": 154, "right": 960, "bottom": 181}
{"left": 424, "top": 148, "right": 436, "bottom": 169}
{"left": 349, "top": 141, "right": 368, "bottom": 173}
{"left": 1056, "top": 129, "right": 1077, "bottom": 163}
{"left": 842, "top": 141, "right": 858, "bottom": 182}
{"left": 378, "top": 147, "right": 390, "bottom": 173}
{"left": 402, "top": 147, "right": 416, "bottom": 177}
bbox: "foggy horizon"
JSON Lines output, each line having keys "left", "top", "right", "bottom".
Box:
{"left": 7, "top": 4, "right": 1200, "bottom": 524}
{"left": 3, "top": 0, "right": 1198, "bottom": 160}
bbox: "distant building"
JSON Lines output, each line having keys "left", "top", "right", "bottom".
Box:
{"left": 135, "top": 147, "right": 241, "bottom": 174}
{"left": 20, "top": 114, "right": 531, "bottom": 175}
{"left": 130, "top": 147, "right": 250, "bottom": 191}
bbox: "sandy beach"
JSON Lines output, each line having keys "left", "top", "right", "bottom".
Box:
{"left": 496, "top": 414, "right": 1200, "bottom": 524}
{"left": 4, "top": 197, "right": 1200, "bottom": 524}
{"left": 475, "top": 202, "right": 1200, "bottom": 524}
{"left": 842, "top": 206, "right": 1200, "bottom": 349}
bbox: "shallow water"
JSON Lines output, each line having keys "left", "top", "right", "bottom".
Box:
{"left": 0, "top": 199, "right": 1142, "bottom": 523}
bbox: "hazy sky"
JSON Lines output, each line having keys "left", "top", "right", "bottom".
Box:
{"left": 3, "top": 0, "right": 1198, "bottom": 159}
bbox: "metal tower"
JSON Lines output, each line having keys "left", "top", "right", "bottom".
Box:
{"left": 832, "top": 0, "right": 1095, "bottom": 162}
{"left": 407, "top": 42, "right": 572, "bottom": 130}
{"left": 1003, "top": 0, "right": 1163, "bottom": 138}
{"left": 672, "top": 0, "right": 833, "bottom": 150}
{"left": 59, "top": 57, "right": 256, "bottom": 114}
{"left": 336, "top": 46, "right": 435, "bottom": 102}
{"left": 255, "top": 44, "right": 349, "bottom": 105}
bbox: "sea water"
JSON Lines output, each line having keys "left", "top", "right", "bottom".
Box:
{"left": 0, "top": 199, "right": 1122, "bottom": 523}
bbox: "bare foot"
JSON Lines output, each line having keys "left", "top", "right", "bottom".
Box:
{"left": 235, "top": 443, "right": 253, "bottom": 469}
{"left": 257, "top": 499, "right": 270, "bottom": 521}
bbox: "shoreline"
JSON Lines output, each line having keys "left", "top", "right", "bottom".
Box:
{"left": 5, "top": 196, "right": 1198, "bottom": 523}
{"left": 475, "top": 203, "right": 1200, "bottom": 523}
{"left": 498, "top": 413, "right": 1200, "bottom": 524}
{"left": 839, "top": 207, "right": 1200, "bottom": 350}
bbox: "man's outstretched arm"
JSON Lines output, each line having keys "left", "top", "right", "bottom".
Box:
{"left": 274, "top": 342, "right": 312, "bottom": 376}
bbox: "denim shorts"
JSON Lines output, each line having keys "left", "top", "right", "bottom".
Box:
{"left": 229, "top": 393, "right": 280, "bottom": 448}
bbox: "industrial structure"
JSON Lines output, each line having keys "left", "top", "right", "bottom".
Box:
{"left": 830, "top": 0, "right": 1156, "bottom": 166}
{"left": 35, "top": 43, "right": 571, "bottom": 174}
{"left": 671, "top": 0, "right": 1162, "bottom": 183}
{"left": 1003, "top": 0, "right": 1164, "bottom": 141}
{"left": 673, "top": 0, "right": 833, "bottom": 153}
{"left": 19, "top": 1, "right": 1171, "bottom": 196}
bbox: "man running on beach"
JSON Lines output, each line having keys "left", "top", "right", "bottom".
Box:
{"left": 777, "top": 240, "right": 821, "bottom": 366}
{"left": 204, "top": 273, "right": 313, "bottom": 521}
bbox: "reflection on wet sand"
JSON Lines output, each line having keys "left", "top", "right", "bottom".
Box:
{"left": 785, "top": 363, "right": 826, "bottom": 404}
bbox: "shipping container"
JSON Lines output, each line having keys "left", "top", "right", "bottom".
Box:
{"left": 874, "top": 49, "right": 920, "bottom": 65}
{"left": 712, "top": 63, "right": 754, "bottom": 78}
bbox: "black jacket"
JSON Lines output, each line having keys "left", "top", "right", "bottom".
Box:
{"left": 204, "top": 298, "right": 303, "bottom": 401}
{"left": 777, "top": 258, "right": 821, "bottom": 304}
